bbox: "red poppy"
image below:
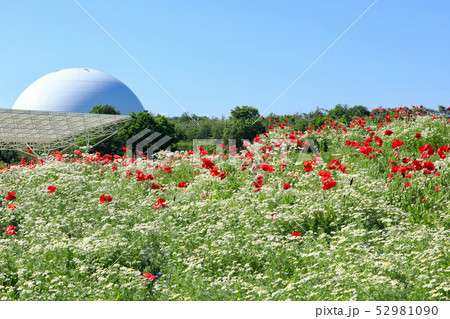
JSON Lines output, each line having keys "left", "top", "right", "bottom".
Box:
{"left": 384, "top": 130, "right": 394, "bottom": 136}
{"left": 282, "top": 183, "right": 291, "bottom": 190}
{"left": 4, "top": 225, "right": 17, "bottom": 236}
{"left": 47, "top": 186, "right": 57, "bottom": 193}
{"left": 5, "top": 192, "right": 16, "bottom": 201}
{"left": 74, "top": 150, "right": 82, "bottom": 156}
{"left": 359, "top": 146, "right": 373, "bottom": 157}
{"left": 7, "top": 204, "right": 16, "bottom": 210}
{"left": 374, "top": 136, "right": 383, "bottom": 147}
{"left": 99, "top": 194, "right": 113, "bottom": 203}
{"left": 143, "top": 273, "right": 157, "bottom": 281}
{"left": 254, "top": 180, "right": 263, "bottom": 189}
{"left": 27, "top": 149, "right": 33, "bottom": 154}
{"left": 151, "top": 183, "right": 160, "bottom": 190}
{"left": 419, "top": 144, "right": 434, "bottom": 159}
{"left": 318, "top": 171, "right": 332, "bottom": 181}
{"left": 322, "top": 179, "right": 337, "bottom": 190}
{"left": 219, "top": 144, "right": 225, "bottom": 149}
{"left": 201, "top": 158, "right": 215, "bottom": 170}
{"left": 291, "top": 231, "right": 302, "bottom": 237}
{"left": 163, "top": 167, "right": 172, "bottom": 174}
{"left": 415, "top": 133, "right": 422, "bottom": 139}
{"left": 423, "top": 161, "right": 435, "bottom": 171}
{"left": 261, "top": 163, "right": 275, "bottom": 173}
{"left": 122, "top": 147, "right": 128, "bottom": 151}
{"left": 303, "top": 161, "right": 313, "bottom": 173}
{"left": 154, "top": 198, "right": 166, "bottom": 209}
{"left": 391, "top": 139, "right": 404, "bottom": 148}
{"left": 434, "top": 187, "right": 441, "bottom": 192}
{"left": 178, "top": 181, "right": 188, "bottom": 188}
{"left": 329, "top": 159, "right": 341, "bottom": 170}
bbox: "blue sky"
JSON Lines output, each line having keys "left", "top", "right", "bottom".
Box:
{"left": 0, "top": 0, "right": 449, "bottom": 117}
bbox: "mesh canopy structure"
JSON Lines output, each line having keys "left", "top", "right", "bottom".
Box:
{"left": 0, "top": 108, "right": 130, "bottom": 153}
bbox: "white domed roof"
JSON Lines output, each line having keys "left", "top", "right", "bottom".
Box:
{"left": 12, "top": 68, "right": 145, "bottom": 114}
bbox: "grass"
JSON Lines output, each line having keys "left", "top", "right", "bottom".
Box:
{"left": 0, "top": 107, "right": 449, "bottom": 300}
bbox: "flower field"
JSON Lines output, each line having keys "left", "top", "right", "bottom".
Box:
{"left": 0, "top": 106, "right": 449, "bottom": 301}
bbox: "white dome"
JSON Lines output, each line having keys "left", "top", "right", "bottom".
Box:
{"left": 12, "top": 68, "right": 145, "bottom": 114}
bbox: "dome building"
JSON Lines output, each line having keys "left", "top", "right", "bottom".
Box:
{"left": 12, "top": 68, "right": 144, "bottom": 114}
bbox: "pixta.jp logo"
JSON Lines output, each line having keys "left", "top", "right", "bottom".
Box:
{"left": 125, "top": 129, "right": 172, "bottom": 158}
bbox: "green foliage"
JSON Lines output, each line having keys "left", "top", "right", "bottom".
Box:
{"left": 223, "top": 106, "right": 265, "bottom": 148}
{"left": 90, "top": 109, "right": 177, "bottom": 156}
{"left": 89, "top": 105, "right": 121, "bottom": 115}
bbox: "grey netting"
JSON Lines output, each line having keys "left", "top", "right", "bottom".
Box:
{"left": 0, "top": 108, "right": 130, "bottom": 153}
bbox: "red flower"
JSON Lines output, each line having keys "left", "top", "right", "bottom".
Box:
{"left": 423, "top": 161, "right": 435, "bottom": 171}
{"left": 303, "top": 161, "right": 313, "bottom": 173}
{"left": 415, "top": 133, "right": 422, "bottom": 139}
{"left": 74, "top": 150, "right": 82, "bottom": 156}
{"left": 219, "top": 144, "right": 225, "bottom": 149}
{"left": 329, "top": 159, "right": 341, "bottom": 170}
{"left": 434, "top": 187, "right": 441, "bottom": 192}
{"left": 27, "top": 149, "right": 33, "bottom": 154}
{"left": 201, "top": 158, "right": 215, "bottom": 170}
{"left": 391, "top": 139, "right": 404, "bottom": 148}
{"left": 291, "top": 231, "right": 302, "bottom": 238}
{"left": 4, "top": 225, "right": 17, "bottom": 236}
{"left": 374, "top": 136, "right": 383, "bottom": 147}
{"left": 254, "top": 180, "right": 263, "bottom": 189}
{"left": 419, "top": 144, "right": 434, "bottom": 159}
{"left": 5, "top": 191, "right": 16, "bottom": 201}
{"left": 154, "top": 198, "right": 166, "bottom": 209}
{"left": 99, "top": 194, "right": 113, "bottom": 203}
{"left": 318, "top": 171, "right": 332, "bottom": 181}
{"left": 322, "top": 179, "right": 337, "bottom": 190}
{"left": 143, "top": 273, "right": 157, "bottom": 281}
{"left": 47, "top": 186, "right": 57, "bottom": 194}
{"left": 178, "top": 181, "right": 188, "bottom": 188}
{"left": 163, "top": 167, "right": 172, "bottom": 174}
{"left": 384, "top": 130, "right": 394, "bottom": 136}
{"left": 282, "top": 183, "right": 291, "bottom": 190}
{"left": 261, "top": 163, "right": 275, "bottom": 173}
{"left": 359, "top": 146, "right": 373, "bottom": 157}
{"left": 7, "top": 204, "right": 16, "bottom": 210}
{"left": 122, "top": 147, "right": 128, "bottom": 151}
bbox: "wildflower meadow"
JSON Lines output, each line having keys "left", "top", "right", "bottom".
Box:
{"left": 0, "top": 106, "right": 449, "bottom": 301}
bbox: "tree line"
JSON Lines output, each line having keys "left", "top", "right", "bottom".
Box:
{"left": 0, "top": 103, "right": 447, "bottom": 165}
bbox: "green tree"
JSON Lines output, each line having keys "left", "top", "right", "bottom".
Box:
{"left": 327, "top": 104, "right": 348, "bottom": 120}
{"left": 347, "top": 105, "right": 370, "bottom": 119}
{"left": 89, "top": 109, "right": 177, "bottom": 156}
{"left": 89, "top": 105, "right": 121, "bottom": 115}
{"left": 223, "top": 106, "right": 265, "bottom": 148}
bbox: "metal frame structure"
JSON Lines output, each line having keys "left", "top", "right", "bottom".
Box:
{"left": 0, "top": 108, "right": 130, "bottom": 154}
